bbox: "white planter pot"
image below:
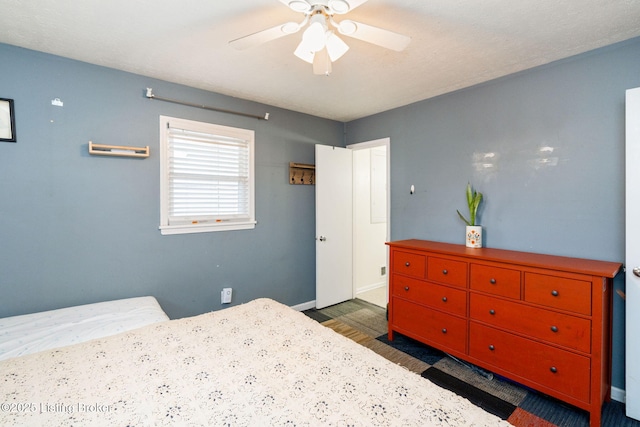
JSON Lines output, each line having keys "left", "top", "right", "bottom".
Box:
{"left": 466, "top": 226, "right": 482, "bottom": 248}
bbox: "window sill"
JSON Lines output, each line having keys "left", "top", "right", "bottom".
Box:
{"left": 159, "top": 221, "right": 256, "bottom": 235}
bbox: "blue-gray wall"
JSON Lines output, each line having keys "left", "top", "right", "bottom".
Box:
{"left": 0, "top": 43, "right": 344, "bottom": 320}
{"left": 346, "top": 37, "right": 640, "bottom": 392}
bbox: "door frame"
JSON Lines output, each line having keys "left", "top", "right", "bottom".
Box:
{"left": 347, "top": 138, "right": 391, "bottom": 303}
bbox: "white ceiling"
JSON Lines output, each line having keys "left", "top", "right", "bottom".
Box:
{"left": 1, "top": 0, "right": 639, "bottom": 122}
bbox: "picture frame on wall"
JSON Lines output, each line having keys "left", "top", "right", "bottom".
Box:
{"left": 0, "top": 98, "right": 16, "bottom": 143}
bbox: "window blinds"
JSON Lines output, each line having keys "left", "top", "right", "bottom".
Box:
{"left": 167, "top": 126, "right": 250, "bottom": 224}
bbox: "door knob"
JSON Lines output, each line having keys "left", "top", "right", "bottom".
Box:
{"left": 634, "top": 267, "right": 640, "bottom": 277}
{"left": 318, "top": 236, "right": 327, "bottom": 242}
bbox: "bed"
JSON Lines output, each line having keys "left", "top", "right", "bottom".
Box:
{"left": 0, "top": 296, "right": 169, "bottom": 362}
{"left": 0, "top": 298, "right": 512, "bottom": 426}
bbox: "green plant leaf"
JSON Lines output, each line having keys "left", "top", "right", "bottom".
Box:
{"left": 457, "top": 210, "right": 471, "bottom": 226}
{"left": 470, "top": 191, "right": 482, "bottom": 226}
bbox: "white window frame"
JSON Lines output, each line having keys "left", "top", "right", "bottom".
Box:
{"left": 159, "top": 115, "right": 256, "bottom": 235}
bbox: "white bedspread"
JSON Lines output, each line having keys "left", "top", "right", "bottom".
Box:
{"left": 0, "top": 296, "right": 169, "bottom": 361}
{"left": 0, "top": 298, "right": 512, "bottom": 426}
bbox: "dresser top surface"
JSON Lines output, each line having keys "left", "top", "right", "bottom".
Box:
{"left": 387, "top": 239, "right": 622, "bottom": 278}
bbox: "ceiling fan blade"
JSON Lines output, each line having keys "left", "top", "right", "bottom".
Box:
{"left": 229, "top": 22, "right": 300, "bottom": 50}
{"left": 334, "top": 0, "right": 369, "bottom": 13}
{"left": 278, "top": 0, "right": 311, "bottom": 12}
{"left": 337, "top": 20, "right": 410, "bottom": 51}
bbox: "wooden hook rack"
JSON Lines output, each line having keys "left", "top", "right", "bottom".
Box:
{"left": 289, "top": 162, "right": 315, "bottom": 185}
{"left": 89, "top": 141, "right": 150, "bottom": 158}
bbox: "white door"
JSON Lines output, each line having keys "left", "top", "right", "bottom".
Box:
{"left": 315, "top": 144, "right": 353, "bottom": 308}
{"left": 626, "top": 87, "right": 640, "bottom": 420}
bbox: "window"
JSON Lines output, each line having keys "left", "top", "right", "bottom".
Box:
{"left": 159, "top": 116, "right": 255, "bottom": 235}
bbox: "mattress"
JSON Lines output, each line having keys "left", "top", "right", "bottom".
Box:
{"left": 0, "top": 296, "right": 169, "bottom": 361}
{"left": 0, "top": 298, "right": 512, "bottom": 426}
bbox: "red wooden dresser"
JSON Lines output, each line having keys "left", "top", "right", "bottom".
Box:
{"left": 387, "top": 239, "right": 622, "bottom": 427}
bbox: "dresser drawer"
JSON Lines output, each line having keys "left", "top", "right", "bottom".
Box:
{"left": 393, "top": 275, "right": 467, "bottom": 316}
{"left": 469, "top": 322, "right": 590, "bottom": 403}
{"left": 470, "top": 293, "right": 591, "bottom": 353}
{"left": 470, "top": 264, "right": 521, "bottom": 299}
{"left": 524, "top": 273, "right": 591, "bottom": 315}
{"left": 392, "top": 251, "right": 426, "bottom": 279}
{"left": 392, "top": 298, "right": 467, "bottom": 354}
{"left": 427, "top": 257, "right": 468, "bottom": 288}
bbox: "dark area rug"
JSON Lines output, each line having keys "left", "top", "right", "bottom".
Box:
{"left": 422, "top": 366, "right": 517, "bottom": 419}
{"left": 376, "top": 332, "right": 446, "bottom": 365}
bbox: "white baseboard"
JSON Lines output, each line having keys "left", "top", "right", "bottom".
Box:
{"left": 291, "top": 300, "right": 316, "bottom": 311}
{"left": 611, "top": 386, "right": 625, "bottom": 403}
{"left": 356, "top": 282, "right": 386, "bottom": 294}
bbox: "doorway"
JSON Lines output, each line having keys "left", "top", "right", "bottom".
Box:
{"left": 350, "top": 139, "right": 390, "bottom": 308}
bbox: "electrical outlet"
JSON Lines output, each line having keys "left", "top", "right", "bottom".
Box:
{"left": 381, "top": 266, "right": 386, "bottom": 276}
{"left": 221, "top": 288, "right": 232, "bottom": 304}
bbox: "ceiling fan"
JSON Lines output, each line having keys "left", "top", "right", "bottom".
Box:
{"left": 229, "top": 0, "right": 411, "bottom": 75}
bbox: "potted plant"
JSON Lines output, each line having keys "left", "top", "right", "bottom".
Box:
{"left": 456, "top": 183, "right": 483, "bottom": 248}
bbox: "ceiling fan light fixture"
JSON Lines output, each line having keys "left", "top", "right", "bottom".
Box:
{"left": 294, "top": 40, "right": 315, "bottom": 64}
{"left": 325, "top": 31, "right": 349, "bottom": 61}
{"left": 288, "top": 0, "right": 311, "bottom": 13}
{"left": 328, "top": 0, "right": 350, "bottom": 14}
{"left": 313, "top": 47, "right": 332, "bottom": 76}
{"left": 302, "top": 16, "right": 327, "bottom": 52}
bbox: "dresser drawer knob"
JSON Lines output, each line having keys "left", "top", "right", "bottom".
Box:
{"left": 404, "top": 286, "right": 410, "bottom": 291}
{"left": 551, "top": 290, "right": 559, "bottom": 297}
{"left": 442, "top": 296, "right": 448, "bottom": 302}
{"left": 441, "top": 328, "right": 447, "bottom": 334}
{"left": 442, "top": 269, "right": 448, "bottom": 275}
{"left": 489, "top": 309, "right": 496, "bottom": 315}
{"left": 551, "top": 325, "right": 558, "bottom": 333}
{"left": 550, "top": 366, "right": 558, "bottom": 374}
{"left": 490, "top": 278, "right": 496, "bottom": 284}
{"left": 405, "top": 262, "right": 410, "bottom": 267}
{"left": 488, "top": 345, "right": 495, "bottom": 351}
